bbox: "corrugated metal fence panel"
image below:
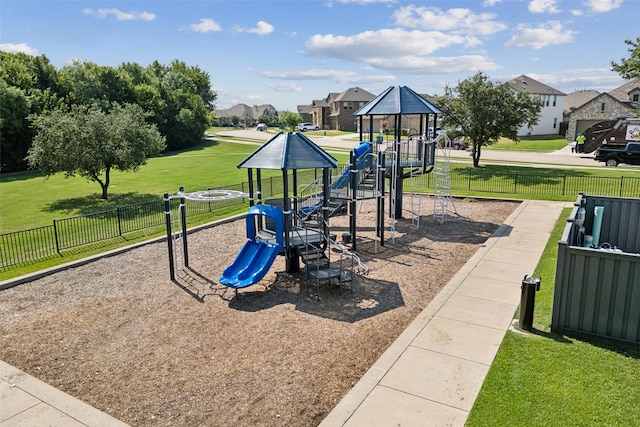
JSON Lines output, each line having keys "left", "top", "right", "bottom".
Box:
{"left": 583, "top": 196, "right": 640, "bottom": 253}
{"left": 554, "top": 246, "right": 640, "bottom": 344}
{"left": 553, "top": 204, "right": 640, "bottom": 345}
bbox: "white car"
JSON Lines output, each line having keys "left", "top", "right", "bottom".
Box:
{"left": 297, "top": 122, "right": 319, "bottom": 132}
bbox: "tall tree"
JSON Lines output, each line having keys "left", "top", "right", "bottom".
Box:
{"left": 434, "top": 72, "right": 541, "bottom": 167}
{"left": 125, "top": 60, "right": 216, "bottom": 150}
{"left": 279, "top": 110, "right": 301, "bottom": 131}
{"left": 58, "top": 60, "right": 134, "bottom": 110}
{"left": 611, "top": 37, "right": 640, "bottom": 79}
{"left": 0, "top": 81, "right": 31, "bottom": 171}
{"left": 27, "top": 103, "right": 165, "bottom": 199}
{"left": 0, "top": 52, "right": 63, "bottom": 171}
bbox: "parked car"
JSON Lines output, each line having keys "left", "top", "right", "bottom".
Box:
{"left": 256, "top": 123, "right": 267, "bottom": 131}
{"left": 593, "top": 142, "right": 640, "bottom": 166}
{"left": 297, "top": 122, "right": 319, "bottom": 132}
{"left": 437, "top": 138, "right": 466, "bottom": 150}
{"left": 233, "top": 123, "right": 245, "bottom": 128}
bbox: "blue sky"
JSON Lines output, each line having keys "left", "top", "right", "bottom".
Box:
{"left": 1, "top": 0, "right": 636, "bottom": 112}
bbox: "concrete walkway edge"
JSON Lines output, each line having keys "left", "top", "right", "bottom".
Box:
{"left": 320, "top": 200, "right": 567, "bottom": 426}
{"left": 1, "top": 360, "right": 130, "bottom": 426}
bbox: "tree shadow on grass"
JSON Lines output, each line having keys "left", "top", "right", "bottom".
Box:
{"left": 43, "top": 192, "right": 160, "bottom": 216}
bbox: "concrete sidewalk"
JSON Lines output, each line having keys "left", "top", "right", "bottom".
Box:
{"left": 320, "top": 199, "right": 567, "bottom": 427}
{"left": 1, "top": 360, "right": 129, "bottom": 426}
{"left": 1, "top": 200, "right": 566, "bottom": 427}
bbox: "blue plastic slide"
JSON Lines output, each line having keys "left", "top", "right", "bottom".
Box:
{"left": 219, "top": 240, "right": 281, "bottom": 288}
{"left": 219, "top": 204, "right": 285, "bottom": 289}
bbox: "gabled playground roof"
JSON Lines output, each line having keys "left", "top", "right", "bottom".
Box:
{"left": 237, "top": 131, "right": 338, "bottom": 170}
{"left": 353, "top": 85, "right": 442, "bottom": 116}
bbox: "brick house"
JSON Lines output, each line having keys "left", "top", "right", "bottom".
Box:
{"left": 507, "top": 74, "right": 566, "bottom": 136}
{"left": 309, "top": 87, "right": 376, "bottom": 131}
{"left": 564, "top": 78, "right": 640, "bottom": 142}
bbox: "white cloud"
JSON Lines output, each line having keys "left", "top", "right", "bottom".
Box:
{"left": 393, "top": 6, "right": 507, "bottom": 35}
{"left": 504, "top": 21, "right": 576, "bottom": 49}
{"left": 187, "top": 18, "right": 222, "bottom": 33}
{"left": 585, "top": 0, "right": 623, "bottom": 12}
{"left": 307, "top": 28, "right": 467, "bottom": 60}
{"left": 304, "top": 27, "right": 501, "bottom": 74}
{"left": 483, "top": 0, "right": 502, "bottom": 6}
{"left": 528, "top": 0, "right": 560, "bottom": 14}
{"left": 262, "top": 69, "right": 396, "bottom": 84}
{"left": 233, "top": 21, "right": 274, "bottom": 35}
{"left": 366, "top": 55, "right": 501, "bottom": 74}
{"left": 268, "top": 83, "right": 303, "bottom": 92}
{"left": 82, "top": 8, "right": 155, "bottom": 21}
{"left": 0, "top": 43, "right": 38, "bottom": 55}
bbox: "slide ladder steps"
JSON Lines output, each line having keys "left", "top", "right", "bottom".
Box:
{"left": 301, "top": 244, "right": 352, "bottom": 300}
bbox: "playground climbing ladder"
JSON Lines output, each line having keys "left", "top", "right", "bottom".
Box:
{"left": 433, "top": 133, "right": 458, "bottom": 222}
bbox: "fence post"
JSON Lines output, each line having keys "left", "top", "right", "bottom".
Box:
{"left": 53, "top": 219, "right": 61, "bottom": 255}
{"left": 514, "top": 174, "right": 518, "bottom": 194}
{"left": 468, "top": 170, "right": 472, "bottom": 191}
{"left": 619, "top": 176, "right": 624, "bottom": 197}
{"left": 116, "top": 206, "right": 123, "bottom": 236}
{"left": 562, "top": 175, "right": 567, "bottom": 196}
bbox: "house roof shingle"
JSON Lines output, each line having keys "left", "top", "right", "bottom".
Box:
{"left": 507, "top": 74, "right": 566, "bottom": 96}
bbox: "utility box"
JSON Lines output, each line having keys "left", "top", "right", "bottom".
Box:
{"left": 520, "top": 276, "right": 541, "bottom": 330}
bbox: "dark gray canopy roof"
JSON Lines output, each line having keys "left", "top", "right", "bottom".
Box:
{"left": 354, "top": 85, "right": 442, "bottom": 116}
{"left": 237, "top": 132, "right": 338, "bottom": 170}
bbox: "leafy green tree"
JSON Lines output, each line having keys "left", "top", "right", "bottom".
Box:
{"left": 434, "top": 72, "right": 541, "bottom": 167}
{"left": 279, "top": 110, "right": 301, "bottom": 131}
{"left": 58, "top": 60, "right": 134, "bottom": 110}
{"left": 611, "top": 37, "right": 640, "bottom": 79}
{"left": 0, "top": 52, "right": 63, "bottom": 171}
{"left": 0, "top": 81, "right": 31, "bottom": 171}
{"left": 27, "top": 103, "right": 165, "bottom": 199}
{"left": 136, "top": 60, "right": 215, "bottom": 150}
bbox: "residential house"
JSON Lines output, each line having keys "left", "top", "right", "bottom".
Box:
{"left": 308, "top": 87, "right": 376, "bottom": 131}
{"left": 215, "top": 103, "right": 278, "bottom": 126}
{"left": 507, "top": 74, "right": 566, "bottom": 136}
{"left": 297, "top": 104, "right": 313, "bottom": 123}
{"left": 564, "top": 78, "right": 640, "bottom": 142}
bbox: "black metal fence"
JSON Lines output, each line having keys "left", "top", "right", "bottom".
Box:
{"left": 1, "top": 170, "right": 639, "bottom": 270}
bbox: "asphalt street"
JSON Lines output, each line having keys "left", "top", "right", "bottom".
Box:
{"left": 215, "top": 129, "right": 639, "bottom": 171}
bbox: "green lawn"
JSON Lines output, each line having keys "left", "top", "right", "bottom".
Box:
{"left": 0, "top": 138, "right": 349, "bottom": 233}
{"left": 485, "top": 135, "right": 569, "bottom": 152}
{"left": 466, "top": 208, "right": 640, "bottom": 426}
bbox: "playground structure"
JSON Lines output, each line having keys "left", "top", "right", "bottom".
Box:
{"left": 165, "top": 85, "right": 446, "bottom": 297}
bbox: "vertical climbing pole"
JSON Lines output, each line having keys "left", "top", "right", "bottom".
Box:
{"left": 433, "top": 133, "right": 458, "bottom": 222}
{"left": 376, "top": 151, "right": 386, "bottom": 249}
{"left": 409, "top": 147, "right": 423, "bottom": 229}
{"left": 349, "top": 149, "right": 358, "bottom": 250}
{"left": 164, "top": 192, "right": 175, "bottom": 281}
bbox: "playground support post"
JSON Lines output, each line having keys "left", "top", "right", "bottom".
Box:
{"left": 179, "top": 187, "right": 189, "bottom": 268}
{"left": 377, "top": 152, "right": 386, "bottom": 246}
{"left": 164, "top": 192, "right": 175, "bottom": 281}
{"left": 349, "top": 150, "right": 358, "bottom": 250}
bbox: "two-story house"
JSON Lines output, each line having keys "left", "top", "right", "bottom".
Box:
{"left": 507, "top": 74, "right": 566, "bottom": 137}
{"left": 309, "top": 87, "right": 376, "bottom": 131}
